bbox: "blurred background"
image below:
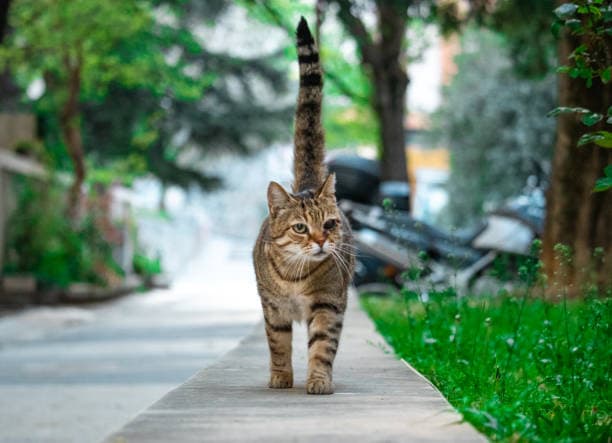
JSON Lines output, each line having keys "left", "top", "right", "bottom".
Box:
{"left": 0, "top": 0, "right": 610, "bottom": 442}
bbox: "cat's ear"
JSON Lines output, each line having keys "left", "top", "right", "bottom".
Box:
{"left": 316, "top": 173, "right": 336, "bottom": 198}
{"left": 267, "top": 181, "right": 292, "bottom": 215}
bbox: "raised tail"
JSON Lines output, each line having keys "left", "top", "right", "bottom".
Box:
{"left": 293, "top": 17, "right": 326, "bottom": 193}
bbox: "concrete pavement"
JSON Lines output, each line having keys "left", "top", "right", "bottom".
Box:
{"left": 0, "top": 237, "right": 261, "bottom": 443}
{"left": 105, "top": 292, "right": 485, "bottom": 442}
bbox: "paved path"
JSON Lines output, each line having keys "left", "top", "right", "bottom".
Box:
{"left": 0, "top": 237, "right": 260, "bottom": 443}
{"left": 105, "top": 292, "right": 485, "bottom": 443}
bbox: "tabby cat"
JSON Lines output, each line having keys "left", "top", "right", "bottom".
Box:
{"left": 252, "top": 17, "right": 354, "bottom": 395}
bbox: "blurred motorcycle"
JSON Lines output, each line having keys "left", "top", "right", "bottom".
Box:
{"left": 328, "top": 154, "right": 545, "bottom": 294}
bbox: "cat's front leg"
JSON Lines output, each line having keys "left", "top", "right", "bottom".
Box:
{"left": 306, "top": 301, "right": 344, "bottom": 395}
{"left": 263, "top": 306, "right": 293, "bottom": 389}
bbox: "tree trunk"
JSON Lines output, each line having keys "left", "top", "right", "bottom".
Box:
{"left": 0, "top": 0, "right": 20, "bottom": 111}
{"left": 0, "top": 0, "right": 11, "bottom": 44}
{"left": 372, "top": 2, "right": 409, "bottom": 183}
{"left": 542, "top": 29, "right": 612, "bottom": 296}
{"left": 372, "top": 64, "right": 408, "bottom": 182}
{"left": 60, "top": 55, "right": 86, "bottom": 221}
{"left": 334, "top": 0, "right": 409, "bottom": 182}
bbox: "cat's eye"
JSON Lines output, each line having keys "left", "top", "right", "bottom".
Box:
{"left": 323, "top": 219, "right": 337, "bottom": 230}
{"left": 293, "top": 223, "right": 308, "bottom": 234}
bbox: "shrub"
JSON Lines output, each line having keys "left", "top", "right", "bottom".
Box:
{"left": 132, "top": 251, "right": 162, "bottom": 278}
{"left": 431, "top": 28, "right": 556, "bottom": 227}
{"left": 3, "top": 176, "right": 123, "bottom": 288}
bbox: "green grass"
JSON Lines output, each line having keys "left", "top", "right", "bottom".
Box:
{"left": 362, "top": 290, "right": 611, "bottom": 442}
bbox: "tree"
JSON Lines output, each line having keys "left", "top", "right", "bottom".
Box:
{"left": 242, "top": 0, "right": 379, "bottom": 151}
{"left": 437, "top": 0, "right": 610, "bottom": 292}
{"left": 246, "top": 1, "right": 516, "bottom": 182}
{"left": 246, "top": 0, "right": 437, "bottom": 182}
{"left": 542, "top": 1, "right": 612, "bottom": 294}
{"left": 479, "top": 0, "right": 556, "bottom": 78}
{"left": 81, "top": 1, "right": 291, "bottom": 201}
{"left": 1, "top": 0, "right": 205, "bottom": 219}
{"left": 0, "top": 0, "right": 10, "bottom": 43}
{"left": 330, "top": 0, "right": 412, "bottom": 182}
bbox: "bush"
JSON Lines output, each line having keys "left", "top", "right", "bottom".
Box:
{"left": 3, "top": 176, "right": 123, "bottom": 288}
{"left": 431, "top": 28, "right": 556, "bottom": 227}
{"left": 132, "top": 251, "right": 162, "bottom": 278}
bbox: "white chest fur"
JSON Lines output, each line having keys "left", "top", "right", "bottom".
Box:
{"left": 276, "top": 292, "right": 310, "bottom": 322}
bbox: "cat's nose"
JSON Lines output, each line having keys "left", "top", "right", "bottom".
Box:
{"left": 312, "top": 234, "right": 326, "bottom": 247}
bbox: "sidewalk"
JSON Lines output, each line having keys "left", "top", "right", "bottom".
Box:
{"left": 0, "top": 237, "right": 260, "bottom": 443}
{"left": 105, "top": 292, "right": 485, "bottom": 442}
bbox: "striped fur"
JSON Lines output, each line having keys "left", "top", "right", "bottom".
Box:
{"left": 252, "top": 18, "right": 354, "bottom": 395}
{"left": 293, "top": 16, "right": 325, "bottom": 193}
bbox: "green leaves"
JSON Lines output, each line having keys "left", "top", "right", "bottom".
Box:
{"left": 548, "top": 107, "right": 607, "bottom": 127}
{"left": 594, "top": 165, "right": 612, "bottom": 192}
{"left": 563, "top": 105, "right": 612, "bottom": 151}
{"left": 582, "top": 112, "right": 603, "bottom": 126}
{"left": 578, "top": 131, "right": 612, "bottom": 148}
{"left": 2, "top": 0, "right": 212, "bottom": 104}
{"left": 547, "top": 106, "right": 590, "bottom": 117}
{"left": 602, "top": 67, "right": 612, "bottom": 84}
{"left": 555, "top": 2, "right": 610, "bottom": 87}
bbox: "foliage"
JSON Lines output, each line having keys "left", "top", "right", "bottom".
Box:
{"left": 549, "top": 0, "right": 612, "bottom": 192}
{"left": 594, "top": 164, "right": 612, "bottom": 192}
{"left": 81, "top": 1, "right": 292, "bottom": 189}
{"left": 3, "top": 177, "right": 123, "bottom": 288}
{"left": 241, "top": 0, "right": 378, "bottom": 149}
{"left": 552, "top": 0, "right": 611, "bottom": 87}
{"left": 321, "top": 40, "right": 378, "bottom": 148}
{"left": 431, "top": 28, "right": 556, "bottom": 226}
{"left": 0, "top": 0, "right": 207, "bottom": 102}
{"left": 4, "top": 1, "right": 136, "bottom": 90}
{"left": 0, "top": 0, "right": 208, "bottom": 206}
{"left": 481, "top": 0, "right": 557, "bottom": 78}
{"left": 1, "top": 0, "right": 291, "bottom": 191}
{"left": 362, "top": 288, "right": 611, "bottom": 441}
{"left": 133, "top": 251, "right": 162, "bottom": 277}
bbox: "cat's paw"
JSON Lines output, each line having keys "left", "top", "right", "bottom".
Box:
{"left": 269, "top": 372, "right": 293, "bottom": 389}
{"left": 306, "top": 377, "right": 333, "bottom": 395}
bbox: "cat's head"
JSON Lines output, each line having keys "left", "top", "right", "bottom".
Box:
{"left": 266, "top": 174, "right": 342, "bottom": 262}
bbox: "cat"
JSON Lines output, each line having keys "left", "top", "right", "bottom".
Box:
{"left": 252, "top": 17, "right": 354, "bottom": 395}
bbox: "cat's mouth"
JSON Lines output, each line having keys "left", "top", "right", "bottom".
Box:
{"left": 311, "top": 250, "right": 328, "bottom": 260}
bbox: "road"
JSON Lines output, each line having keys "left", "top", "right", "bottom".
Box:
{"left": 0, "top": 236, "right": 261, "bottom": 443}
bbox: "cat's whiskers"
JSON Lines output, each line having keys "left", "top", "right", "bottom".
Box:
{"left": 290, "top": 253, "right": 303, "bottom": 280}
{"left": 297, "top": 253, "right": 310, "bottom": 279}
{"left": 334, "top": 249, "right": 357, "bottom": 259}
{"left": 330, "top": 253, "right": 348, "bottom": 280}
{"left": 284, "top": 252, "right": 305, "bottom": 280}
{"left": 334, "top": 244, "right": 358, "bottom": 256}
{"left": 330, "top": 249, "right": 351, "bottom": 278}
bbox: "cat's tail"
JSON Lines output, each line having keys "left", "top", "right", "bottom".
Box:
{"left": 293, "top": 17, "right": 326, "bottom": 193}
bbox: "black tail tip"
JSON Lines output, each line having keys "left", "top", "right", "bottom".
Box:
{"left": 297, "top": 16, "right": 315, "bottom": 44}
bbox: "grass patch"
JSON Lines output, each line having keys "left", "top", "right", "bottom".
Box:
{"left": 362, "top": 291, "right": 611, "bottom": 441}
